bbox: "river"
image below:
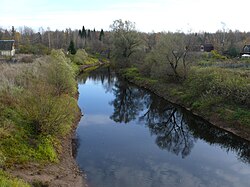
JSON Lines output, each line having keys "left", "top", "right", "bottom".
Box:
{"left": 76, "top": 66, "right": 250, "bottom": 187}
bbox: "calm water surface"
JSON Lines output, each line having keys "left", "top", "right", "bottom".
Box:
{"left": 76, "top": 67, "right": 250, "bottom": 187}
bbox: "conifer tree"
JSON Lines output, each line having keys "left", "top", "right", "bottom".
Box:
{"left": 82, "top": 26, "right": 86, "bottom": 39}
{"left": 68, "top": 40, "right": 76, "bottom": 54}
{"left": 87, "top": 29, "right": 91, "bottom": 39}
{"left": 99, "top": 29, "right": 104, "bottom": 41}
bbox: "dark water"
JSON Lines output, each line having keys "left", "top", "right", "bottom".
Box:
{"left": 76, "top": 67, "right": 250, "bottom": 187}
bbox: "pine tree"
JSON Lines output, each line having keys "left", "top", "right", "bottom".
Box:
{"left": 78, "top": 30, "right": 82, "bottom": 37}
{"left": 68, "top": 40, "right": 76, "bottom": 54}
{"left": 87, "top": 29, "right": 91, "bottom": 39}
{"left": 82, "top": 26, "right": 86, "bottom": 39}
{"left": 99, "top": 29, "right": 104, "bottom": 41}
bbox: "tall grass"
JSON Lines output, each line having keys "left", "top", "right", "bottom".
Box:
{"left": 178, "top": 66, "right": 250, "bottom": 126}
{"left": 0, "top": 49, "right": 79, "bottom": 184}
{"left": 185, "top": 67, "right": 250, "bottom": 107}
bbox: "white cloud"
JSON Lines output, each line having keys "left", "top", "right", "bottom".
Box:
{"left": 79, "top": 114, "right": 113, "bottom": 126}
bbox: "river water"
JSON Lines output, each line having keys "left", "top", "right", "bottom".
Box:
{"left": 76, "top": 67, "right": 250, "bottom": 187}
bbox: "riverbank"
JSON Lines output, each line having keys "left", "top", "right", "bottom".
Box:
{"left": 7, "top": 110, "right": 85, "bottom": 187}
{"left": 120, "top": 67, "right": 250, "bottom": 142}
{"left": 0, "top": 50, "right": 88, "bottom": 186}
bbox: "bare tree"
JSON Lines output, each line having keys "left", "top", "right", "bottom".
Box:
{"left": 147, "top": 32, "right": 194, "bottom": 81}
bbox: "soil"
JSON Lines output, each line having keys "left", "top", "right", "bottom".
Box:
{"left": 7, "top": 111, "right": 87, "bottom": 187}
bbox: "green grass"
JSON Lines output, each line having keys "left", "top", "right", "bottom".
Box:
{"left": 232, "top": 108, "right": 250, "bottom": 126}
{"left": 122, "top": 67, "right": 158, "bottom": 85}
{"left": 0, "top": 170, "right": 30, "bottom": 187}
{"left": 0, "top": 49, "right": 80, "bottom": 183}
{"left": 121, "top": 64, "right": 250, "bottom": 127}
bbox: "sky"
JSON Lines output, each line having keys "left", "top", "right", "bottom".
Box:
{"left": 0, "top": 0, "right": 250, "bottom": 33}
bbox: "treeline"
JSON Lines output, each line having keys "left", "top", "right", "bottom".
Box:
{"left": 0, "top": 26, "right": 109, "bottom": 55}
{"left": 1, "top": 21, "right": 250, "bottom": 58}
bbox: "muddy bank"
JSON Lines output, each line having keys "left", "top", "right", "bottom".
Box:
{"left": 122, "top": 75, "right": 250, "bottom": 142}
{"left": 8, "top": 109, "right": 86, "bottom": 187}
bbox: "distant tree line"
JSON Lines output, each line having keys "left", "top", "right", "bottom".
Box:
{"left": 1, "top": 23, "right": 249, "bottom": 57}
{"left": 1, "top": 21, "right": 250, "bottom": 79}
{"left": 0, "top": 25, "right": 109, "bottom": 55}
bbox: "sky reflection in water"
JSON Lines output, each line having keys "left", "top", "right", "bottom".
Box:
{"left": 76, "top": 68, "right": 250, "bottom": 187}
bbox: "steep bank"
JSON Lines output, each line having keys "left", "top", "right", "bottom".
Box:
{"left": 8, "top": 110, "right": 85, "bottom": 187}
{"left": 120, "top": 68, "right": 250, "bottom": 142}
{"left": 0, "top": 50, "right": 87, "bottom": 186}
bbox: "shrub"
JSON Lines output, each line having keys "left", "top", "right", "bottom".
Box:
{"left": 185, "top": 67, "right": 250, "bottom": 108}
{"left": 0, "top": 49, "right": 79, "bottom": 168}
{"left": 73, "top": 49, "right": 89, "bottom": 65}
{"left": 17, "top": 84, "right": 78, "bottom": 137}
{"left": 211, "top": 50, "right": 227, "bottom": 60}
{"left": 45, "top": 50, "right": 77, "bottom": 96}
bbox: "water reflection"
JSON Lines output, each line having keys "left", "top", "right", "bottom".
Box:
{"left": 79, "top": 66, "right": 250, "bottom": 163}
{"left": 77, "top": 66, "right": 250, "bottom": 187}
{"left": 78, "top": 65, "right": 116, "bottom": 93}
{"left": 99, "top": 67, "right": 250, "bottom": 162}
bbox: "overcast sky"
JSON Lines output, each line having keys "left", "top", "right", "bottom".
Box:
{"left": 0, "top": 0, "right": 249, "bottom": 33}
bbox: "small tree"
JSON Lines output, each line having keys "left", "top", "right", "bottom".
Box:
{"left": 99, "top": 29, "right": 104, "bottom": 41}
{"left": 68, "top": 40, "right": 76, "bottom": 54}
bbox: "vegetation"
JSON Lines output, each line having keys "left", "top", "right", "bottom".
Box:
{"left": 122, "top": 63, "right": 250, "bottom": 129}
{"left": 104, "top": 23, "right": 250, "bottom": 133}
{"left": 68, "top": 40, "right": 76, "bottom": 54}
{"left": 0, "top": 50, "right": 81, "bottom": 185}
{"left": 110, "top": 19, "right": 145, "bottom": 66}
{"left": 71, "top": 49, "right": 99, "bottom": 66}
{"left": 0, "top": 170, "right": 30, "bottom": 187}
{"left": 1, "top": 19, "right": 250, "bottom": 184}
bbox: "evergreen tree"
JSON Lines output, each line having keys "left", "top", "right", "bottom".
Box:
{"left": 68, "top": 40, "right": 76, "bottom": 54}
{"left": 99, "top": 29, "right": 104, "bottom": 41}
{"left": 11, "top": 26, "right": 15, "bottom": 39}
{"left": 87, "top": 29, "right": 91, "bottom": 39}
{"left": 82, "top": 26, "right": 86, "bottom": 39}
{"left": 78, "top": 30, "right": 82, "bottom": 37}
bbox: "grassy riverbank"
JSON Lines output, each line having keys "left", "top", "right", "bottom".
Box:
{"left": 0, "top": 49, "right": 95, "bottom": 186}
{"left": 121, "top": 64, "right": 250, "bottom": 141}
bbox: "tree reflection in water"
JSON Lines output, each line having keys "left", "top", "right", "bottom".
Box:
{"left": 78, "top": 66, "right": 250, "bottom": 163}
{"left": 137, "top": 93, "right": 193, "bottom": 158}
{"left": 110, "top": 78, "right": 195, "bottom": 158}
{"left": 108, "top": 75, "right": 250, "bottom": 162}
{"left": 110, "top": 81, "right": 144, "bottom": 123}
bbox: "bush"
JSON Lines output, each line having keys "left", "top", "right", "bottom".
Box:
{"left": 73, "top": 49, "right": 89, "bottom": 65}
{"left": 186, "top": 67, "right": 250, "bottom": 104}
{"left": 17, "top": 87, "right": 78, "bottom": 136}
{"left": 0, "top": 49, "right": 79, "bottom": 168}
{"left": 46, "top": 50, "right": 77, "bottom": 96}
{"left": 18, "top": 44, "right": 50, "bottom": 55}
{"left": 211, "top": 50, "right": 227, "bottom": 60}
